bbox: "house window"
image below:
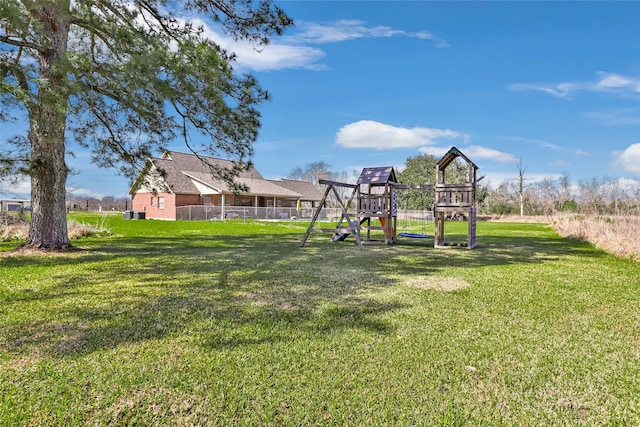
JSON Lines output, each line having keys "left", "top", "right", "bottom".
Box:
{"left": 241, "top": 199, "right": 252, "bottom": 207}
{"left": 158, "top": 196, "right": 165, "bottom": 209}
{"left": 204, "top": 197, "right": 212, "bottom": 206}
{"left": 150, "top": 197, "right": 155, "bottom": 206}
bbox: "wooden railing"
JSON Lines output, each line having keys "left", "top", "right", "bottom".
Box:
{"left": 435, "top": 184, "right": 474, "bottom": 208}
{"left": 358, "top": 194, "right": 389, "bottom": 214}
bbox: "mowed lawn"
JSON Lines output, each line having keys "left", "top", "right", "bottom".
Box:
{"left": 1, "top": 215, "right": 638, "bottom": 425}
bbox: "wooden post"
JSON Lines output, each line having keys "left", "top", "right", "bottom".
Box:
{"left": 299, "top": 186, "right": 331, "bottom": 247}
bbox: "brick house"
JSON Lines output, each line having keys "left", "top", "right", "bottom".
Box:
{"left": 129, "top": 151, "right": 323, "bottom": 220}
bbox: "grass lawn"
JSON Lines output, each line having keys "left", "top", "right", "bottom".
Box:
{"left": 1, "top": 214, "right": 639, "bottom": 425}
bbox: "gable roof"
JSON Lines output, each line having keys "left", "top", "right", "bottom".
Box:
{"left": 183, "top": 172, "right": 301, "bottom": 197}
{"left": 357, "top": 167, "right": 397, "bottom": 185}
{"left": 277, "top": 179, "right": 324, "bottom": 201}
{"left": 129, "top": 151, "right": 321, "bottom": 201}
{"left": 437, "top": 146, "right": 478, "bottom": 171}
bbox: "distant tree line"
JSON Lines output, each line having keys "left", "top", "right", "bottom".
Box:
{"left": 290, "top": 154, "right": 640, "bottom": 216}
{"left": 66, "top": 196, "right": 130, "bottom": 213}
{"left": 483, "top": 175, "right": 640, "bottom": 217}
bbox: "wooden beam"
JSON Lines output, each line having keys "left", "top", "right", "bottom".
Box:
{"left": 299, "top": 185, "right": 332, "bottom": 247}
{"left": 318, "top": 179, "right": 358, "bottom": 188}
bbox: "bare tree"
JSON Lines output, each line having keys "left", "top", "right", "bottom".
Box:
{"left": 518, "top": 158, "right": 527, "bottom": 217}
{"left": 288, "top": 161, "right": 333, "bottom": 185}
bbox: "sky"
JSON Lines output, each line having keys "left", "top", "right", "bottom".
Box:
{"left": 2, "top": 0, "right": 640, "bottom": 200}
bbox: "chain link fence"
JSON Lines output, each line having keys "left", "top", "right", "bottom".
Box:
{"left": 175, "top": 205, "right": 434, "bottom": 223}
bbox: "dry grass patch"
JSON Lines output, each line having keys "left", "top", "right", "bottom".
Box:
{"left": 480, "top": 214, "right": 550, "bottom": 223}
{"left": 552, "top": 215, "right": 640, "bottom": 261}
{"left": 1, "top": 218, "right": 111, "bottom": 256}
{"left": 0, "top": 221, "right": 28, "bottom": 241}
{"left": 405, "top": 275, "right": 471, "bottom": 291}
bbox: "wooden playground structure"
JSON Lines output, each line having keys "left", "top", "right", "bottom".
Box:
{"left": 434, "top": 147, "right": 479, "bottom": 249}
{"left": 299, "top": 146, "right": 480, "bottom": 250}
{"left": 299, "top": 166, "right": 400, "bottom": 250}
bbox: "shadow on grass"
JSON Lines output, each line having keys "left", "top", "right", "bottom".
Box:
{"left": 0, "top": 228, "right": 605, "bottom": 358}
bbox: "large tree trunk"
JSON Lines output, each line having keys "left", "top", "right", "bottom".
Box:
{"left": 25, "top": 1, "right": 72, "bottom": 250}
{"left": 27, "top": 121, "right": 70, "bottom": 250}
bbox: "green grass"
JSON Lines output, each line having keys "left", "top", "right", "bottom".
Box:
{"left": 1, "top": 215, "right": 639, "bottom": 425}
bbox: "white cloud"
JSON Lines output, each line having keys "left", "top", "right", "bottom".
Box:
{"left": 616, "top": 177, "right": 640, "bottom": 195}
{"left": 584, "top": 107, "right": 640, "bottom": 126}
{"left": 66, "top": 186, "right": 107, "bottom": 199}
{"left": 596, "top": 72, "right": 639, "bottom": 91}
{"left": 483, "top": 171, "right": 564, "bottom": 189}
{"left": 0, "top": 176, "right": 31, "bottom": 198}
{"left": 503, "top": 136, "right": 560, "bottom": 151}
{"left": 181, "top": 18, "right": 326, "bottom": 71}
{"left": 335, "top": 122, "right": 518, "bottom": 166}
{"left": 213, "top": 19, "right": 448, "bottom": 71}
{"left": 551, "top": 160, "right": 568, "bottom": 166}
{"left": 290, "top": 20, "right": 443, "bottom": 45}
{"left": 508, "top": 71, "right": 640, "bottom": 99}
{"left": 507, "top": 82, "right": 577, "bottom": 99}
{"left": 613, "top": 143, "right": 640, "bottom": 174}
{"left": 420, "top": 145, "right": 516, "bottom": 163}
{"left": 575, "top": 149, "right": 591, "bottom": 156}
{"left": 418, "top": 146, "right": 454, "bottom": 158}
{"left": 335, "top": 120, "right": 468, "bottom": 150}
{"left": 462, "top": 146, "right": 518, "bottom": 163}
{"left": 232, "top": 42, "right": 327, "bottom": 71}
{"left": 70, "top": 8, "right": 447, "bottom": 72}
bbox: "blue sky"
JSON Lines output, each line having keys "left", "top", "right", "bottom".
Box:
{"left": 2, "top": 0, "right": 640, "bottom": 199}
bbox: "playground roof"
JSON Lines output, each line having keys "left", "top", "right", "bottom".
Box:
{"left": 437, "top": 146, "right": 478, "bottom": 171}
{"left": 357, "top": 167, "right": 397, "bottom": 185}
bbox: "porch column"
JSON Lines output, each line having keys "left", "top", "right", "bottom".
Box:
{"left": 221, "top": 194, "right": 225, "bottom": 219}
{"left": 254, "top": 196, "right": 258, "bottom": 218}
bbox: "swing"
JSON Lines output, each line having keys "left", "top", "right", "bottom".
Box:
{"left": 398, "top": 210, "right": 432, "bottom": 239}
{"left": 399, "top": 232, "right": 430, "bottom": 238}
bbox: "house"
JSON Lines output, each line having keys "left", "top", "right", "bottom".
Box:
{"left": 129, "top": 151, "right": 324, "bottom": 220}
{"left": 0, "top": 199, "right": 31, "bottom": 212}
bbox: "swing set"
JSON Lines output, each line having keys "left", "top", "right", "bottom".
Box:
{"left": 299, "top": 146, "right": 480, "bottom": 250}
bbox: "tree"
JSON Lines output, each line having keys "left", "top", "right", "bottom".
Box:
{"left": 481, "top": 181, "right": 519, "bottom": 215}
{"left": 517, "top": 158, "right": 527, "bottom": 217}
{"left": 397, "top": 154, "right": 437, "bottom": 210}
{"left": 289, "top": 161, "right": 353, "bottom": 206}
{"left": 288, "top": 161, "right": 333, "bottom": 185}
{"left": 397, "top": 153, "right": 468, "bottom": 210}
{"left": 0, "top": 0, "right": 292, "bottom": 250}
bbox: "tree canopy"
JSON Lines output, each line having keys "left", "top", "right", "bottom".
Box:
{"left": 0, "top": 0, "right": 292, "bottom": 249}
{"left": 397, "top": 153, "right": 459, "bottom": 210}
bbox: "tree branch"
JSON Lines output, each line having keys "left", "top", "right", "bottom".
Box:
{"left": 0, "top": 34, "right": 42, "bottom": 52}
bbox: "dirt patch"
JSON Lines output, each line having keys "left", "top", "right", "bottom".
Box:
{"left": 1, "top": 244, "right": 86, "bottom": 257}
{"left": 245, "top": 291, "right": 301, "bottom": 311}
{"left": 406, "top": 276, "right": 471, "bottom": 291}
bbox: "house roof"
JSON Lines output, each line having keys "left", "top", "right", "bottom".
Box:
{"left": 129, "top": 151, "right": 321, "bottom": 201}
{"left": 277, "top": 179, "right": 324, "bottom": 201}
{"left": 183, "top": 172, "right": 301, "bottom": 198}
